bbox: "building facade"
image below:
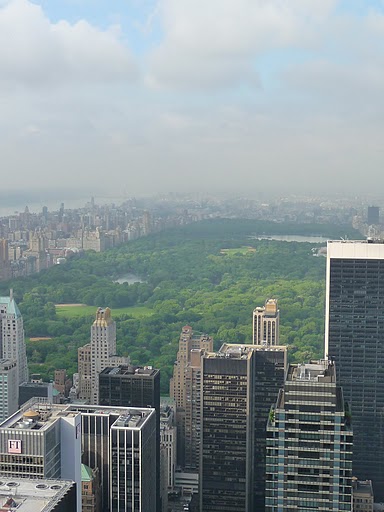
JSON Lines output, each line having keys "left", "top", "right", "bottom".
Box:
{"left": 325, "top": 240, "right": 384, "bottom": 499}
{"left": 0, "top": 359, "right": 18, "bottom": 422}
{"left": 199, "top": 344, "right": 286, "bottom": 512}
{"left": 0, "top": 293, "right": 28, "bottom": 385}
{"left": 252, "top": 299, "right": 280, "bottom": 345}
{"left": 170, "top": 325, "right": 213, "bottom": 467}
{"left": 78, "top": 308, "right": 129, "bottom": 404}
{"left": 265, "top": 360, "right": 353, "bottom": 512}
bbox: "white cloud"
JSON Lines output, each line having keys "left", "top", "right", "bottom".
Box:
{"left": 0, "top": 0, "right": 138, "bottom": 88}
{"left": 147, "top": 0, "right": 339, "bottom": 89}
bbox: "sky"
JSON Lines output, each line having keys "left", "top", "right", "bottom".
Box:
{"left": 1, "top": 0, "right": 384, "bottom": 202}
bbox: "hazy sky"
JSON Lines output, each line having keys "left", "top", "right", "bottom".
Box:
{"left": 1, "top": 0, "right": 384, "bottom": 200}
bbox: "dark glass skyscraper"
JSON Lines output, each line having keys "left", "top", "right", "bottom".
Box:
{"left": 199, "top": 344, "right": 286, "bottom": 512}
{"left": 325, "top": 240, "right": 384, "bottom": 499}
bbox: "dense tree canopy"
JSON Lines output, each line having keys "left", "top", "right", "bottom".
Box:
{"left": 0, "top": 219, "right": 360, "bottom": 393}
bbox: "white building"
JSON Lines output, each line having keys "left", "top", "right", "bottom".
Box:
{"left": 0, "top": 359, "right": 18, "bottom": 422}
{"left": 252, "top": 298, "right": 280, "bottom": 346}
{"left": 78, "top": 308, "right": 129, "bottom": 404}
{"left": 0, "top": 292, "right": 28, "bottom": 385}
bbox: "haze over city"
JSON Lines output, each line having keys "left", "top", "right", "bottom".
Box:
{"left": 1, "top": 0, "right": 383, "bottom": 200}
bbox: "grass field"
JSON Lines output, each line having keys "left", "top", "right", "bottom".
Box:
{"left": 56, "top": 305, "right": 153, "bottom": 319}
{"left": 220, "top": 246, "right": 256, "bottom": 256}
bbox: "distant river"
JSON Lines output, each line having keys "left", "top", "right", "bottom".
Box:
{"left": 250, "top": 235, "right": 329, "bottom": 243}
{"left": 114, "top": 273, "right": 144, "bottom": 284}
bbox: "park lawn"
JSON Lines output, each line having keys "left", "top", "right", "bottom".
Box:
{"left": 220, "top": 246, "right": 256, "bottom": 256}
{"left": 56, "top": 304, "right": 153, "bottom": 319}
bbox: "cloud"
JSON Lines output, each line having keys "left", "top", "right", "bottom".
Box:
{"left": 147, "top": 0, "right": 339, "bottom": 90}
{"left": 0, "top": 0, "right": 138, "bottom": 88}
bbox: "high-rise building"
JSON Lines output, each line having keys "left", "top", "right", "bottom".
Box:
{"left": 265, "top": 360, "right": 353, "bottom": 512}
{"left": 367, "top": 206, "right": 380, "bottom": 225}
{"left": 0, "top": 293, "right": 28, "bottom": 385}
{"left": 0, "top": 400, "right": 82, "bottom": 511}
{"left": 0, "top": 399, "right": 156, "bottom": 512}
{"left": 352, "top": 479, "right": 374, "bottom": 512}
{"left": 199, "top": 344, "right": 286, "bottom": 512}
{"left": 99, "top": 365, "right": 161, "bottom": 512}
{"left": 252, "top": 298, "right": 280, "bottom": 345}
{"left": 325, "top": 240, "right": 384, "bottom": 499}
{"left": 170, "top": 325, "right": 213, "bottom": 467}
{"left": 78, "top": 308, "right": 129, "bottom": 404}
{"left": 160, "top": 399, "right": 177, "bottom": 491}
{"left": 0, "top": 359, "right": 18, "bottom": 422}
{"left": 81, "top": 464, "right": 101, "bottom": 512}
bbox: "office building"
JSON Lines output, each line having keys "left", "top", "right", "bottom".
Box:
{"left": 0, "top": 399, "right": 156, "bottom": 512}
{"left": 160, "top": 399, "right": 177, "bottom": 491}
{"left": 352, "top": 479, "right": 374, "bottom": 512}
{"left": 0, "top": 293, "right": 28, "bottom": 385}
{"left": 99, "top": 365, "right": 161, "bottom": 511}
{"left": 199, "top": 344, "right": 286, "bottom": 512}
{"left": 0, "top": 478, "right": 77, "bottom": 511}
{"left": 252, "top": 298, "right": 280, "bottom": 345}
{"left": 0, "top": 400, "right": 82, "bottom": 511}
{"left": 18, "top": 381, "right": 55, "bottom": 407}
{"left": 70, "top": 403, "right": 156, "bottom": 512}
{"left": 367, "top": 206, "right": 380, "bottom": 225}
{"left": 170, "top": 325, "right": 213, "bottom": 467}
{"left": 325, "top": 240, "right": 384, "bottom": 499}
{"left": 0, "top": 360, "right": 18, "bottom": 422}
{"left": 78, "top": 308, "right": 129, "bottom": 404}
{"left": 265, "top": 360, "right": 353, "bottom": 511}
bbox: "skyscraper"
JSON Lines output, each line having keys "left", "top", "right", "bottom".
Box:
{"left": 367, "top": 206, "right": 380, "bottom": 225}
{"left": 78, "top": 308, "right": 129, "bottom": 404}
{"left": 170, "top": 325, "right": 213, "bottom": 467}
{"left": 99, "top": 365, "right": 161, "bottom": 512}
{"left": 199, "top": 344, "right": 286, "bottom": 512}
{"left": 265, "top": 360, "right": 353, "bottom": 511}
{"left": 325, "top": 240, "right": 384, "bottom": 499}
{"left": 252, "top": 298, "right": 280, "bottom": 345}
{"left": 0, "top": 292, "right": 28, "bottom": 385}
{"left": 0, "top": 359, "right": 18, "bottom": 421}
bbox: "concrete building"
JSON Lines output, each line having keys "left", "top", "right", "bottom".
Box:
{"left": 0, "top": 293, "right": 28, "bottom": 385}
{"left": 18, "top": 381, "right": 55, "bottom": 407}
{"left": 265, "top": 360, "right": 353, "bottom": 512}
{"left": 0, "top": 478, "right": 77, "bottom": 511}
{"left": 78, "top": 308, "right": 129, "bottom": 404}
{"left": 170, "top": 325, "right": 213, "bottom": 467}
{"left": 252, "top": 298, "right": 280, "bottom": 345}
{"left": 353, "top": 479, "right": 374, "bottom": 512}
{"left": 325, "top": 240, "right": 384, "bottom": 499}
{"left": 160, "top": 400, "right": 177, "bottom": 491}
{"left": 0, "top": 360, "right": 18, "bottom": 423}
{"left": 199, "top": 344, "right": 286, "bottom": 512}
{"left": 0, "top": 400, "right": 82, "bottom": 511}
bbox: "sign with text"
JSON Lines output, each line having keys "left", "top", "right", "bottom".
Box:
{"left": 8, "top": 440, "right": 22, "bottom": 454}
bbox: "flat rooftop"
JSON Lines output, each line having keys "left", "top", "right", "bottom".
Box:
{"left": 100, "top": 365, "right": 159, "bottom": 377}
{"left": 212, "top": 343, "right": 286, "bottom": 359}
{"left": 0, "top": 478, "right": 74, "bottom": 512}
{"left": 0, "top": 399, "right": 155, "bottom": 431}
{"left": 287, "top": 360, "right": 336, "bottom": 383}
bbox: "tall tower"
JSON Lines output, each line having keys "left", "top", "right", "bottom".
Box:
{"left": 265, "top": 360, "right": 353, "bottom": 511}
{"left": 252, "top": 299, "right": 280, "bottom": 345}
{"left": 199, "top": 344, "right": 286, "bottom": 512}
{"left": 0, "top": 292, "right": 28, "bottom": 385}
{"left": 170, "top": 325, "right": 213, "bottom": 468}
{"left": 325, "top": 240, "right": 384, "bottom": 499}
{"left": 78, "top": 308, "right": 129, "bottom": 404}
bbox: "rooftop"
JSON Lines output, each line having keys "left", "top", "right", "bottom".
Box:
{"left": 287, "top": 360, "right": 336, "bottom": 383}
{"left": 207, "top": 343, "right": 286, "bottom": 360}
{"left": 0, "top": 399, "right": 155, "bottom": 431}
{"left": 100, "top": 365, "right": 159, "bottom": 377}
{"left": 0, "top": 296, "right": 21, "bottom": 319}
{"left": 0, "top": 478, "right": 74, "bottom": 512}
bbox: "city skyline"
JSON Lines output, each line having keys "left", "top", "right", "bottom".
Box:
{"left": 0, "top": 1, "right": 384, "bottom": 197}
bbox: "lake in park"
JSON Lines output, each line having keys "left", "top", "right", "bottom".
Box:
{"left": 250, "top": 235, "right": 330, "bottom": 243}
{"left": 114, "top": 273, "right": 144, "bottom": 284}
